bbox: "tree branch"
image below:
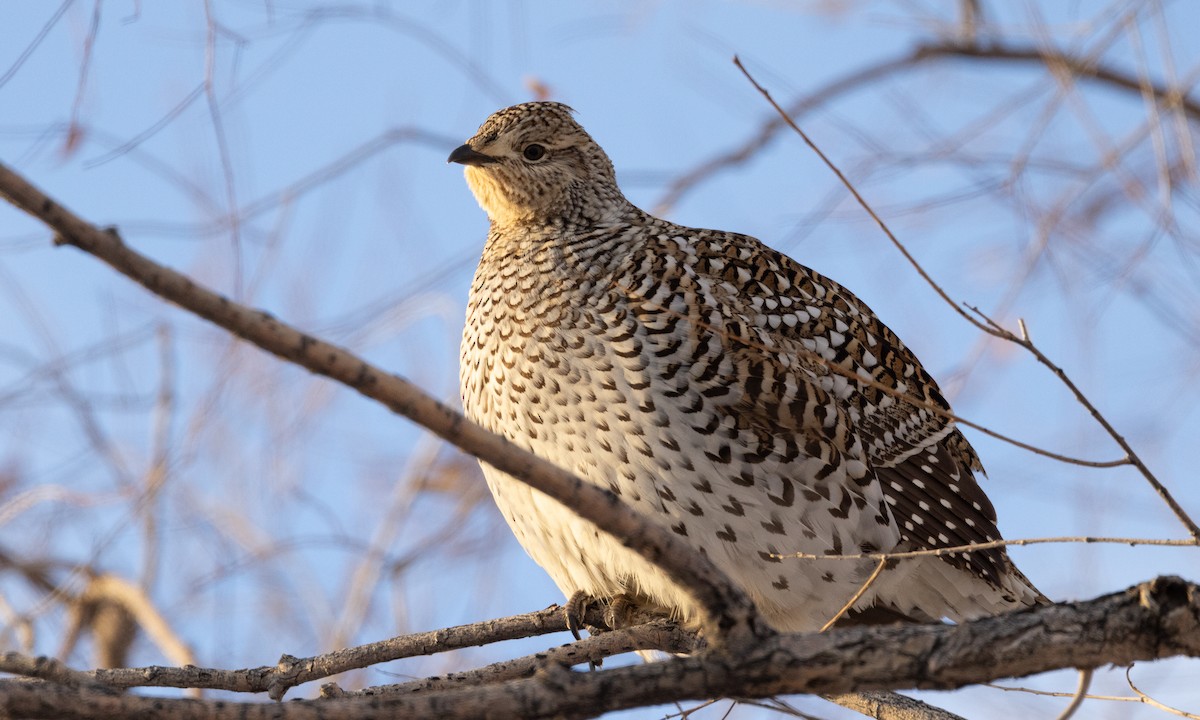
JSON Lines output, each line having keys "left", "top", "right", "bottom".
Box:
{"left": 0, "top": 578, "right": 1195, "bottom": 720}
{"left": 0, "top": 161, "right": 763, "bottom": 647}
{"left": 68, "top": 603, "right": 630, "bottom": 699}
{"left": 732, "top": 57, "right": 1200, "bottom": 540}
{"left": 659, "top": 40, "right": 1199, "bottom": 212}
{"left": 916, "top": 42, "right": 1200, "bottom": 121}
{"left": 324, "top": 619, "right": 695, "bottom": 698}
{"left": 824, "top": 692, "right": 966, "bottom": 720}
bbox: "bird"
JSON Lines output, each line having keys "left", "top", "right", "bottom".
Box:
{"left": 448, "top": 101, "right": 1045, "bottom": 634}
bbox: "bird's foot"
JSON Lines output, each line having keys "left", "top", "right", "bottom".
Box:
{"left": 564, "top": 590, "right": 606, "bottom": 671}
{"left": 564, "top": 590, "right": 593, "bottom": 642}
{"left": 566, "top": 591, "right": 644, "bottom": 636}
{"left": 603, "top": 593, "right": 641, "bottom": 630}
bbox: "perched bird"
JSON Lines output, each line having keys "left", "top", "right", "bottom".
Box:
{"left": 449, "top": 101, "right": 1044, "bottom": 633}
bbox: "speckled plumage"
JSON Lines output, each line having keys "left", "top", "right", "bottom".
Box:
{"left": 450, "top": 101, "right": 1044, "bottom": 631}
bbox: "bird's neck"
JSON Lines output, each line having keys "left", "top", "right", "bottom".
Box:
{"left": 482, "top": 204, "right": 652, "bottom": 275}
{"left": 488, "top": 198, "right": 644, "bottom": 237}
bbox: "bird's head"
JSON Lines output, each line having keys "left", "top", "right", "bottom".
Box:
{"left": 448, "top": 102, "right": 628, "bottom": 228}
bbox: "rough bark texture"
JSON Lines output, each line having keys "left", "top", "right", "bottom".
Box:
{"left": 0, "top": 578, "right": 1195, "bottom": 720}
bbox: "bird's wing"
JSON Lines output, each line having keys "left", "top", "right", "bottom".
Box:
{"left": 661, "top": 227, "right": 1013, "bottom": 584}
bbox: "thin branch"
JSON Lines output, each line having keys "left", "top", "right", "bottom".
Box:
{"left": 0, "top": 0, "right": 75, "bottom": 90}
{"left": 968, "top": 306, "right": 1200, "bottom": 538}
{"left": 734, "top": 56, "right": 1200, "bottom": 540}
{"left": 1126, "top": 666, "right": 1200, "bottom": 719}
{"left": 917, "top": 42, "right": 1200, "bottom": 122}
{"left": 1052, "top": 669, "right": 1091, "bottom": 720}
{"left": 655, "top": 48, "right": 933, "bottom": 212}
{"left": 663, "top": 39, "right": 1200, "bottom": 212}
{"left": 80, "top": 603, "right": 608, "bottom": 697}
{"left": 732, "top": 55, "right": 993, "bottom": 335}
{"left": 1150, "top": 5, "right": 1198, "bottom": 181}
{"left": 123, "top": 127, "right": 459, "bottom": 239}
{"left": 0, "top": 161, "right": 763, "bottom": 647}
{"left": 985, "top": 681, "right": 1134, "bottom": 702}
{"left": 139, "top": 324, "right": 175, "bottom": 593}
{"left": 84, "top": 575, "right": 194, "bottom": 668}
{"left": 327, "top": 620, "right": 695, "bottom": 698}
{"left": 778, "top": 535, "right": 1199, "bottom": 563}
{"left": 83, "top": 83, "right": 205, "bottom": 168}
{"left": 62, "top": 0, "right": 101, "bottom": 158}
{"left": 200, "top": 0, "right": 243, "bottom": 293}
{"left": 820, "top": 559, "right": 887, "bottom": 632}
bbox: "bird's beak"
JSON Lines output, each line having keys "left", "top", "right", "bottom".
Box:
{"left": 447, "top": 143, "right": 498, "bottom": 166}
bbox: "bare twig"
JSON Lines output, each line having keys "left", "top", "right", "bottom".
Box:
{"left": 62, "top": 0, "right": 101, "bottom": 158}
{"left": 663, "top": 40, "right": 1198, "bottom": 212}
{"left": 985, "top": 681, "right": 1130, "bottom": 702}
{"left": 1053, "top": 668, "right": 1092, "bottom": 720}
{"left": 86, "top": 575, "right": 194, "bottom": 668}
{"left": 778, "top": 535, "right": 1199, "bottom": 563}
{"left": 968, "top": 306, "right": 1200, "bottom": 538}
{"left": 917, "top": 42, "right": 1200, "bottom": 122}
{"left": 84, "top": 83, "right": 205, "bottom": 168}
{"left": 732, "top": 55, "right": 993, "bottom": 335}
{"left": 0, "top": 0, "right": 75, "bottom": 90}
{"left": 116, "top": 127, "right": 460, "bottom": 240}
{"left": 734, "top": 56, "right": 1200, "bottom": 540}
{"left": 1126, "top": 666, "right": 1200, "bottom": 719}
{"left": 820, "top": 559, "right": 887, "bottom": 632}
{"left": 139, "top": 324, "right": 174, "bottom": 593}
{"left": 200, "top": 0, "right": 243, "bottom": 293}
{"left": 329, "top": 620, "right": 695, "bottom": 698}
{"left": 655, "top": 50, "right": 933, "bottom": 213}
{"left": 989, "top": 675, "right": 1200, "bottom": 716}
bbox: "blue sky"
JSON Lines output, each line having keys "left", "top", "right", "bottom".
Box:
{"left": 1, "top": 2, "right": 1198, "bottom": 718}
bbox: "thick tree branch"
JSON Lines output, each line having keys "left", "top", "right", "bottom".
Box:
{"left": 0, "top": 161, "right": 763, "bottom": 647}
{"left": 0, "top": 578, "right": 1195, "bottom": 720}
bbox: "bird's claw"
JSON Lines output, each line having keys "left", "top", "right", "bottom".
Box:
{"left": 564, "top": 589, "right": 592, "bottom": 641}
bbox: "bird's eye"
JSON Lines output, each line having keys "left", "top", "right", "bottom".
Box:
{"left": 522, "top": 144, "right": 547, "bottom": 162}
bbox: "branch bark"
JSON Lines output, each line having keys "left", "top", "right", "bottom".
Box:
{"left": 0, "top": 577, "right": 1195, "bottom": 720}
{"left": 62, "top": 603, "right": 650, "bottom": 699}
{"left": 324, "top": 619, "right": 695, "bottom": 698}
